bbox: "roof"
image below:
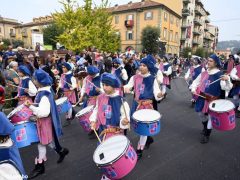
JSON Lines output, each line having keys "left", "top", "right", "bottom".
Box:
{"left": 14, "top": 21, "right": 52, "bottom": 28}
{"left": 109, "top": 0, "right": 181, "bottom": 18}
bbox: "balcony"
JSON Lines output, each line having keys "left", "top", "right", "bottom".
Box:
{"left": 194, "top": 18, "right": 203, "bottom": 26}
{"left": 10, "top": 32, "right": 16, "bottom": 37}
{"left": 195, "top": 7, "right": 204, "bottom": 16}
{"left": 180, "top": 36, "right": 187, "bottom": 41}
{"left": 193, "top": 28, "right": 201, "bottom": 35}
{"left": 205, "top": 17, "right": 210, "bottom": 23}
{"left": 182, "top": 9, "right": 190, "bottom": 17}
{"left": 181, "top": 22, "right": 191, "bottom": 29}
{"left": 196, "top": 0, "right": 203, "bottom": 6}
{"left": 125, "top": 20, "right": 134, "bottom": 28}
{"left": 183, "top": 0, "right": 191, "bottom": 4}
{"left": 204, "top": 34, "right": 213, "bottom": 41}
{"left": 193, "top": 39, "right": 201, "bottom": 45}
{"left": 204, "top": 25, "right": 209, "bottom": 32}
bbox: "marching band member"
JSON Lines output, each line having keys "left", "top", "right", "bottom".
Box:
{"left": 17, "top": 65, "right": 37, "bottom": 105}
{"left": 26, "top": 69, "right": 69, "bottom": 179}
{"left": 0, "top": 112, "right": 26, "bottom": 180}
{"left": 191, "top": 54, "right": 233, "bottom": 144}
{"left": 59, "top": 62, "right": 77, "bottom": 126}
{"left": 124, "top": 58, "right": 163, "bottom": 159}
{"left": 80, "top": 65, "right": 101, "bottom": 108}
{"left": 159, "top": 56, "right": 172, "bottom": 97}
{"left": 90, "top": 73, "right": 130, "bottom": 141}
{"left": 111, "top": 58, "right": 128, "bottom": 96}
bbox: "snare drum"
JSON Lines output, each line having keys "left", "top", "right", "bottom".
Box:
{"left": 209, "top": 99, "right": 236, "bottom": 131}
{"left": 55, "top": 97, "right": 72, "bottom": 114}
{"left": 7, "top": 105, "right": 33, "bottom": 124}
{"left": 93, "top": 135, "right": 137, "bottom": 179}
{"left": 11, "top": 121, "right": 39, "bottom": 148}
{"left": 132, "top": 109, "right": 161, "bottom": 136}
{"left": 76, "top": 105, "right": 94, "bottom": 132}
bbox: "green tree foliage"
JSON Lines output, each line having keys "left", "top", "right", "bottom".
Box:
{"left": 1, "top": 39, "right": 24, "bottom": 49}
{"left": 182, "top": 47, "right": 192, "bottom": 58}
{"left": 53, "top": 0, "right": 120, "bottom": 52}
{"left": 141, "top": 26, "right": 160, "bottom": 54}
{"left": 194, "top": 47, "right": 206, "bottom": 58}
{"left": 43, "top": 23, "right": 64, "bottom": 49}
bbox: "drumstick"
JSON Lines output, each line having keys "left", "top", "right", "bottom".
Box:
{"left": 4, "top": 97, "right": 17, "bottom": 101}
{"left": 121, "top": 98, "right": 130, "bottom": 131}
{"left": 93, "top": 128, "right": 102, "bottom": 144}
{"left": 208, "top": 77, "right": 222, "bottom": 86}
{"left": 102, "top": 133, "right": 107, "bottom": 142}
{"left": 7, "top": 83, "right": 26, "bottom": 90}
{"left": 194, "top": 93, "right": 206, "bottom": 99}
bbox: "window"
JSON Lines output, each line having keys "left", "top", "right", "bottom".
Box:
{"left": 145, "top": 11, "right": 153, "bottom": 20}
{"left": 163, "top": 28, "right": 167, "bottom": 40}
{"left": 170, "top": 30, "right": 173, "bottom": 41}
{"left": 127, "top": 14, "right": 133, "bottom": 20}
{"left": 164, "top": 12, "right": 168, "bottom": 21}
{"left": 126, "top": 31, "right": 133, "bottom": 40}
{"left": 115, "top": 16, "right": 119, "bottom": 24}
{"left": 10, "top": 29, "right": 14, "bottom": 33}
{"left": 175, "top": 32, "right": 179, "bottom": 42}
{"left": 170, "top": 15, "right": 174, "bottom": 24}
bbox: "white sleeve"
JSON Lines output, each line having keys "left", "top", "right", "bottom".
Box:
{"left": 164, "top": 66, "right": 172, "bottom": 76}
{"left": 156, "top": 70, "right": 163, "bottom": 84}
{"left": 220, "top": 76, "right": 233, "bottom": 91}
{"left": 202, "top": 68, "right": 205, "bottom": 72}
{"left": 121, "top": 69, "right": 128, "bottom": 81}
{"left": 120, "top": 101, "right": 130, "bottom": 129}
{"left": 230, "top": 68, "right": 239, "bottom": 80}
{"left": 70, "top": 76, "right": 77, "bottom": 90}
{"left": 89, "top": 100, "right": 98, "bottom": 123}
{"left": 29, "top": 96, "right": 50, "bottom": 118}
{"left": 81, "top": 77, "right": 87, "bottom": 96}
{"left": 184, "top": 69, "right": 190, "bottom": 79}
{"left": 124, "top": 76, "right": 134, "bottom": 92}
{"left": 153, "top": 79, "right": 163, "bottom": 101}
{"left": 191, "top": 73, "right": 202, "bottom": 93}
{"left": 28, "top": 80, "right": 37, "bottom": 96}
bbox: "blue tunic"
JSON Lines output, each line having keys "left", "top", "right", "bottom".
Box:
{"left": 19, "top": 77, "right": 30, "bottom": 96}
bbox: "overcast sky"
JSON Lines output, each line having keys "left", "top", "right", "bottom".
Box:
{"left": 1, "top": 0, "right": 240, "bottom": 41}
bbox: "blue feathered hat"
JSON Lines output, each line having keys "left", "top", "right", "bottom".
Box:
{"left": 209, "top": 54, "right": 221, "bottom": 67}
{"left": 33, "top": 69, "right": 53, "bottom": 86}
{"left": 140, "top": 58, "right": 156, "bottom": 74}
{"left": 62, "top": 62, "right": 72, "bottom": 71}
{"left": 101, "top": 73, "right": 121, "bottom": 88}
{"left": 112, "top": 58, "right": 121, "bottom": 64}
{"left": 0, "top": 112, "right": 14, "bottom": 135}
{"left": 18, "top": 65, "right": 31, "bottom": 76}
{"left": 87, "top": 65, "right": 99, "bottom": 75}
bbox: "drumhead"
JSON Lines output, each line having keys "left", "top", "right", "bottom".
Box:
{"left": 93, "top": 135, "right": 129, "bottom": 166}
{"left": 132, "top": 109, "right": 161, "bottom": 123}
{"left": 55, "top": 97, "right": 67, "bottom": 105}
{"left": 0, "top": 160, "right": 22, "bottom": 180}
{"left": 209, "top": 99, "right": 235, "bottom": 112}
{"left": 76, "top": 105, "right": 94, "bottom": 117}
{"left": 7, "top": 104, "right": 25, "bottom": 119}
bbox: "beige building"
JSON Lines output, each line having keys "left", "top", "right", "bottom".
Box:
{"left": 0, "top": 16, "right": 21, "bottom": 41}
{"left": 180, "top": 0, "right": 218, "bottom": 53}
{"left": 110, "top": 0, "right": 182, "bottom": 55}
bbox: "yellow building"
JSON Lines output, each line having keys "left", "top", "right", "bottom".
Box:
{"left": 0, "top": 17, "right": 20, "bottom": 41}
{"left": 109, "top": 0, "right": 182, "bottom": 55}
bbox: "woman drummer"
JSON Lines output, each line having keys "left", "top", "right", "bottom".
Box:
{"left": 124, "top": 57, "right": 163, "bottom": 160}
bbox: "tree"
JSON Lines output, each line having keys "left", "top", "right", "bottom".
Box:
{"left": 141, "top": 26, "right": 160, "bottom": 54}
{"left": 12, "top": 39, "right": 24, "bottom": 48}
{"left": 43, "top": 23, "right": 64, "bottom": 49}
{"left": 194, "top": 47, "right": 205, "bottom": 58}
{"left": 182, "top": 47, "right": 192, "bottom": 58}
{"left": 53, "top": 0, "right": 120, "bottom": 52}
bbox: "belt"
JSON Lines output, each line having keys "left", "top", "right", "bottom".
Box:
{"left": 200, "top": 92, "right": 219, "bottom": 102}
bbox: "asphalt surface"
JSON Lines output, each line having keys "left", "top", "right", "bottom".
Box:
{"left": 18, "top": 77, "right": 240, "bottom": 180}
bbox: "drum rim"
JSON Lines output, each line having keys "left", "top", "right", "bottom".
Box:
{"left": 76, "top": 106, "right": 95, "bottom": 117}
{"left": 55, "top": 97, "right": 68, "bottom": 104}
{"left": 93, "top": 135, "right": 130, "bottom": 167}
{"left": 13, "top": 120, "right": 32, "bottom": 125}
{"left": 209, "top": 99, "right": 235, "bottom": 113}
{"left": 132, "top": 118, "right": 160, "bottom": 123}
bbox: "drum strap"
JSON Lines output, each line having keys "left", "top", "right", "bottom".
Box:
{"left": 200, "top": 92, "right": 219, "bottom": 102}
{"left": 99, "top": 127, "right": 122, "bottom": 138}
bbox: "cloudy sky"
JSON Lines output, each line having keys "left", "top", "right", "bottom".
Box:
{"left": 1, "top": 0, "right": 240, "bottom": 41}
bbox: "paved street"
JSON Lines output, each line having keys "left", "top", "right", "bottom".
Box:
{"left": 19, "top": 78, "right": 240, "bottom": 180}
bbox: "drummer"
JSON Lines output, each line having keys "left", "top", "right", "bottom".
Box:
{"left": 124, "top": 58, "right": 163, "bottom": 160}
{"left": 191, "top": 54, "right": 233, "bottom": 144}
{"left": 0, "top": 112, "right": 26, "bottom": 179}
{"left": 17, "top": 65, "right": 37, "bottom": 105}
{"left": 90, "top": 73, "right": 130, "bottom": 141}
{"left": 25, "top": 69, "right": 69, "bottom": 179}
{"left": 59, "top": 62, "right": 77, "bottom": 126}
{"left": 111, "top": 58, "right": 128, "bottom": 97}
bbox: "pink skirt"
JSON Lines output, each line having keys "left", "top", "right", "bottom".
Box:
{"left": 64, "top": 90, "right": 77, "bottom": 104}
{"left": 37, "top": 117, "right": 53, "bottom": 145}
{"left": 202, "top": 100, "right": 210, "bottom": 114}
{"left": 163, "top": 77, "right": 170, "bottom": 85}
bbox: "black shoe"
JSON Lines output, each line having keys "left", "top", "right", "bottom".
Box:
{"left": 145, "top": 136, "right": 154, "bottom": 150}
{"left": 72, "top": 109, "right": 76, "bottom": 119}
{"left": 200, "top": 135, "right": 209, "bottom": 144}
{"left": 28, "top": 162, "right": 45, "bottom": 179}
{"left": 57, "top": 148, "right": 69, "bottom": 163}
{"left": 63, "top": 119, "right": 72, "bottom": 127}
{"left": 136, "top": 150, "right": 143, "bottom": 160}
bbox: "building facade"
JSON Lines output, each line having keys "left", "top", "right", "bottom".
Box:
{"left": 110, "top": 0, "right": 182, "bottom": 55}
{"left": 0, "top": 16, "right": 21, "bottom": 41}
